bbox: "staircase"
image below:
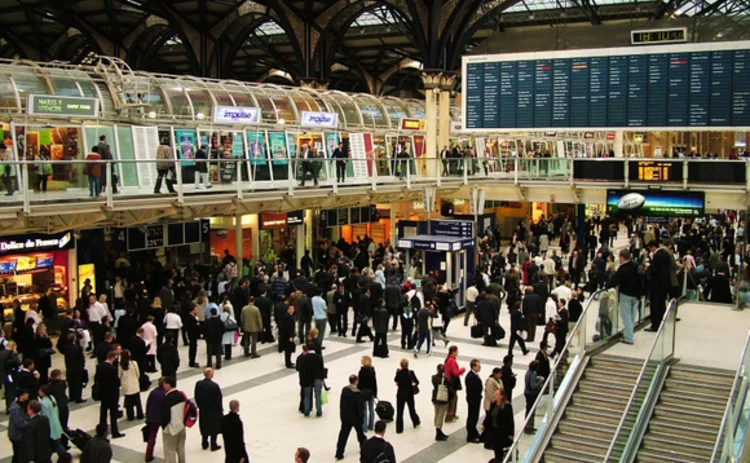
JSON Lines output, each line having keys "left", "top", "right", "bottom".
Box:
{"left": 637, "top": 364, "right": 735, "bottom": 463}
{"left": 544, "top": 355, "right": 655, "bottom": 463}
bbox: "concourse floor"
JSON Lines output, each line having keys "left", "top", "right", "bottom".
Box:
{"left": 0, "top": 316, "right": 549, "bottom": 463}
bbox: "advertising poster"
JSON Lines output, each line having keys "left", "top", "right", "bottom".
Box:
{"left": 175, "top": 129, "right": 196, "bottom": 166}
{"left": 231, "top": 132, "right": 244, "bottom": 158}
{"left": 606, "top": 190, "right": 705, "bottom": 217}
{"left": 363, "top": 133, "right": 374, "bottom": 176}
{"left": 287, "top": 133, "right": 298, "bottom": 157}
{"left": 268, "top": 132, "right": 288, "bottom": 165}
{"left": 78, "top": 263, "right": 96, "bottom": 293}
{"left": 325, "top": 132, "right": 339, "bottom": 157}
{"left": 247, "top": 132, "right": 266, "bottom": 165}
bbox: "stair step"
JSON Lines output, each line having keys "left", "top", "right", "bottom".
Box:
{"left": 557, "top": 421, "right": 622, "bottom": 442}
{"left": 649, "top": 415, "right": 721, "bottom": 434}
{"left": 544, "top": 447, "right": 603, "bottom": 463}
{"left": 553, "top": 432, "right": 614, "bottom": 451}
{"left": 670, "top": 364, "right": 736, "bottom": 382}
{"left": 578, "top": 378, "right": 634, "bottom": 395}
{"left": 654, "top": 403, "right": 724, "bottom": 425}
{"left": 666, "top": 377, "right": 733, "bottom": 395}
{"left": 584, "top": 370, "right": 640, "bottom": 384}
{"left": 660, "top": 389, "right": 729, "bottom": 407}
{"left": 659, "top": 395, "right": 727, "bottom": 413}
{"left": 648, "top": 428, "right": 718, "bottom": 447}
{"left": 572, "top": 391, "right": 631, "bottom": 408}
{"left": 642, "top": 435, "right": 714, "bottom": 459}
{"left": 565, "top": 406, "right": 635, "bottom": 428}
{"left": 637, "top": 448, "right": 709, "bottom": 463}
{"left": 547, "top": 439, "right": 608, "bottom": 458}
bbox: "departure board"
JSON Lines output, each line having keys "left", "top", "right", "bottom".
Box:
{"left": 462, "top": 41, "right": 750, "bottom": 131}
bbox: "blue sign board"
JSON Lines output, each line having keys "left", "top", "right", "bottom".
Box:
{"left": 430, "top": 220, "right": 474, "bottom": 239}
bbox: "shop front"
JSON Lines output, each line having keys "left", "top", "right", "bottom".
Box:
{"left": 0, "top": 232, "right": 76, "bottom": 320}
{"left": 259, "top": 210, "right": 304, "bottom": 268}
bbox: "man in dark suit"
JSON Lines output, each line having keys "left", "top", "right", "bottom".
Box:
{"left": 194, "top": 368, "right": 223, "bottom": 451}
{"left": 204, "top": 308, "right": 225, "bottom": 369}
{"left": 185, "top": 306, "right": 200, "bottom": 367}
{"left": 334, "top": 282, "right": 350, "bottom": 337}
{"left": 22, "top": 400, "right": 53, "bottom": 463}
{"left": 63, "top": 333, "right": 86, "bottom": 403}
{"left": 522, "top": 286, "right": 542, "bottom": 342}
{"left": 335, "top": 374, "right": 365, "bottom": 460}
{"left": 128, "top": 329, "right": 148, "bottom": 377}
{"left": 17, "top": 358, "right": 39, "bottom": 401}
{"left": 0, "top": 341, "right": 20, "bottom": 411}
{"left": 157, "top": 336, "right": 180, "bottom": 382}
{"left": 647, "top": 240, "right": 674, "bottom": 331}
{"left": 96, "top": 350, "right": 124, "bottom": 438}
{"left": 221, "top": 400, "right": 248, "bottom": 463}
{"left": 465, "top": 359, "right": 483, "bottom": 443}
{"left": 281, "top": 305, "right": 297, "bottom": 368}
{"left": 116, "top": 308, "right": 137, "bottom": 348}
{"left": 360, "top": 420, "right": 396, "bottom": 463}
{"left": 255, "top": 288, "right": 274, "bottom": 343}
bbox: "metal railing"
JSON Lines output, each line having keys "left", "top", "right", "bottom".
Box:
{"left": 503, "top": 288, "right": 609, "bottom": 463}
{"left": 710, "top": 329, "right": 750, "bottom": 463}
{"left": 603, "top": 297, "right": 679, "bottom": 462}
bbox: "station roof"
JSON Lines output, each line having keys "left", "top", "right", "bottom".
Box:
{"left": 0, "top": 0, "right": 744, "bottom": 96}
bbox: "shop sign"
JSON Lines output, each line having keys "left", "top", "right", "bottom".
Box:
{"left": 400, "top": 118, "right": 426, "bottom": 131}
{"left": 287, "top": 210, "right": 304, "bottom": 225}
{"left": 430, "top": 220, "right": 474, "bottom": 239}
{"left": 0, "top": 232, "right": 73, "bottom": 255}
{"left": 27, "top": 94, "right": 99, "bottom": 118}
{"left": 260, "top": 211, "right": 304, "bottom": 229}
{"left": 583, "top": 132, "right": 595, "bottom": 139}
{"left": 606, "top": 132, "right": 617, "bottom": 142}
{"left": 451, "top": 121, "right": 462, "bottom": 132}
{"left": 301, "top": 111, "right": 338, "bottom": 128}
{"left": 212, "top": 106, "right": 260, "bottom": 124}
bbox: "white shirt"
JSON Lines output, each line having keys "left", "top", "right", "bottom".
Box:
{"left": 88, "top": 302, "right": 109, "bottom": 323}
{"left": 466, "top": 286, "right": 479, "bottom": 303}
{"left": 114, "top": 282, "right": 124, "bottom": 299}
{"left": 543, "top": 258, "right": 556, "bottom": 276}
{"left": 551, "top": 285, "right": 572, "bottom": 303}
{"left": 545, "top": 298, "right": 559, "bottom": 321}
{"left": 164, "top": 312, "right": 183, "bottom": 330}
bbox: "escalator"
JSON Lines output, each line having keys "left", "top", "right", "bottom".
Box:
{"left": 636, "top": 364, "right": 735, "bottom": 462}
{"left": 543, "top": 355, "right": 655, "bottom": 463}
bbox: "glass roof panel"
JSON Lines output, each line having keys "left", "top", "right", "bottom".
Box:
{"left": 353, "top": 5, "right": 398, "bottom": 27}
{"left": 255, "top": 21, "right": 285, "bottom": 36}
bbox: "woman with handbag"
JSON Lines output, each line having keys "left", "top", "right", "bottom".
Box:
{"left": 32, "top": 323, "right": 54, "bottom": 385}
{"left": 443, "top": 345, "right": 465, "bottom": 422}
{"left": 431, "top": 364, "right": 450, "bottom": 441}
{"left": 394, "top": 358, "right": 421, "bottom": 434}
{"left": 220, "top": 301, "right": 237, "bottom": 360}
{"left": 119, "top": 349, "right": 144, "bottom": 420}
{"left": 357, "top": 356, "right": 378, "bottom": 433}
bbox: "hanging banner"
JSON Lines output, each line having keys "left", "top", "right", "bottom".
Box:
{"left": 247, "top": 132, "right": 266, "bottom": 165}
{"left": 400, "top": 118, "right": 426, "bottom": 131}
{"left": 175, "top": 129, "right": 197, "bottom": 167}
{"left": 212, "top": 106, "right": 260, "bottom": 124}
{"left": 363, "top": 133, "right": 374, "bottom": 177}
{"left": 268, "top": 132, "right": 288, "bottom": 165}
{"left": 231, "top": 132, "right": 244, "bottom": 158}
{"left": 423, "top": 187, "right": 436, "bottom": 213}
{"left": 413, "top": 136, "right": 425, "bottom": 158}
{"left": 300, "top": 111, "right": 338, "bottom": 128}
{"left": 325, "top": 132, "right": 339, "bottom": 157}
{"left": 349, "top": 133, "right": 369, "bottom": 179}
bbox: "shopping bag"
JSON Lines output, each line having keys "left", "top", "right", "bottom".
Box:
{"left": 321, "top": 389, "right": 328, "bottom": 405}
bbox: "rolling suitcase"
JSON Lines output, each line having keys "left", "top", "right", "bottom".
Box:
{"left": 66, "top": 428, "right": 92, "bottom": 451}
{"left": 375, "top": 399, "right": 394, "bottom": 422}
{"left": 470, "top": 324, "right": 483, "bottom": 339}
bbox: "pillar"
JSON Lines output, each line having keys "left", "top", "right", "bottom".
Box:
{"left": 438, "top": 74, "right": 457, "bottom": 152}
{"left": 614, "top": 131, "right": 624, "bottom": 157}
{"left": 296, "top": 223, "right": 305, "bottom": 271}
{"left": 235, "top": 213, "right": 243, "bottom": 277}
{"left": 389, "top": 206, "right": 397, "bottom": 245}
{"left": 576, "top": 204, "right": 586, "bottom": 250}
{"left": 248, "top": 214, "right": 260, "bottom": 266}
{"left": 422, "top": 72, "right": 442, "bottom": 176}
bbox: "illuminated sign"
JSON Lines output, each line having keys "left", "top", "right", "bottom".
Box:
{"left": 300, "top": 111, "right": 338, "bottom": 128}
{"left": 631, "top": 28, "right": 688, "bottom": 46}
{"left": 0, "top": 232, "right": 73, "bottom": 254}
{"left": 630, "top": 161, "right": 680, "bottom": 182}
{"left": 27, "top": 94, "right": 99, "bottom": 118}
{"left": 400, "top": 118, "right": 426, "bottom": 131}
{"left": 212, "top": 106, "right": 260, "bottom": 124}
{"left": 260, "top": 211, "right": 304, "bottom": 229}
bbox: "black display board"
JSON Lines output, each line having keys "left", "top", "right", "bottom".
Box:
{"left": 463, "top": 41, "right": 750, "bottom": 130}
{"left": 628, "top": 160, "right": 683, "bottom": 182}
{"left": 573, "top": 160, "right": 625, "bottom": 181}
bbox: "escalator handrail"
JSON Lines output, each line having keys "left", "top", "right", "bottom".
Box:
{"left": 502, "top": 288, "right": 608, "bottom": 463}
{"left": 710, "top": 329, "right": 750, "bottom": 462}
{"left": 603, "top": 297, "right": 679, "bottom": 462}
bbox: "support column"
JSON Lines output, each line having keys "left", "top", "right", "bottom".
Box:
{"left": 296, "top": 223, "right": 306, "bottom": 272}
{"left": 422, "top": 72, "right": 442, "bottom": 177}
{"left": 248, "top": 214, "right": 260, "bottom": 266}
{"left": 615, "top": 131, "right": 625, "bottom": 157}
{"left": 235, "top": 213, "right": 243, "bottom": 277}
{"left": 389, "top": 205, "right": 397, "bottom": 245}
{"left": 438, "top": 74, "right": 457, "bottom": 152}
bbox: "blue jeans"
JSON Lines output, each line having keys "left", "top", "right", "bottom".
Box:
{"left": 88, "top": 175, "right": 100, "bottom": 197}
{"left": 303, "top": 379, "right": 323, "bottom": 417}
{"left": 620, "top": 293, "right": 639, "bottom": 344}
{"left": 363, "top": 397, "right": 375, "bottom": 432}
{"left": 415, "top": 330, "right": 431, "bottom": 354}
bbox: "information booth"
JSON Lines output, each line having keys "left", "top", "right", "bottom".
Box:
{"left": 397, "top": 235, "right": 474, "bottom": 309}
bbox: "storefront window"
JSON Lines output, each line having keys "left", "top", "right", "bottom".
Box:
{"left": 0, "top": 249, "right": 70, "bottom": 319}
{"left": 22, "top": 126, "right": 84, "bottom": 189}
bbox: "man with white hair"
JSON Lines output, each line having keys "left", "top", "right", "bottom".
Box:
{"left": 221, "top": 400, "right": 248, "bottom": 463}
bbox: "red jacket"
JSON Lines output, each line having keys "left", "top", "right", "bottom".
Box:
{"left": 444, "top": 355, "right": 465, "bottom": 381}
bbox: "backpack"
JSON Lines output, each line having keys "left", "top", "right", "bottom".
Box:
{"left": 181, "top": 392, "right": 198, "bottom": 428}
{"left": 373, "top": 441, "right": 392, "bottom": 463}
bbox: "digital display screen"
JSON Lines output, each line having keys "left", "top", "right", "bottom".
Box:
{"left": 15, "top": 256, "right": 36, "bottom": 272}
{"left": 35, "top": 255, "right": 53, "bottom": 268}
{"left": 0, "top": 261, "right": 15, "bottom": 273}
{"left": 606, "top": 189, "right": 705, "bottom": 217}
{"left": 629, "top": 161, "right": 681, "bottom": 182}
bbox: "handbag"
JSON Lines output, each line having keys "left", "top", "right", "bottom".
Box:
{"left": 224, "top": 316, "right": 238, "bottom": 331}
{"left": 139, "top": 373, "right": 151, "bottom": 392}
{"left": 411, "top": 384, "right": 420, "bottom": 395}
{"left": 141, "top": 425, "right": 149, "bottom": 443}
{"left": 435, "top": 380, "right": 449, "bottom": 404}
{"left": 449, "top": 375, "right": 463, "bottom": 391}
{"left": 39, "top": 347, "right": 55, "bottom": 359}
{"left": 544, "top": 319, "right": 557, "bottom": 334}
{"left": 321, "top": 389, "right": 329, "bottom": 405}
{"left": 82, "top": 369, "right": 89, "bottom": 387}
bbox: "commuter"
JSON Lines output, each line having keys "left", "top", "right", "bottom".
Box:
{"left": 84, "top": 146, "right": 102, "bottom": 197}
{"left": 332, "top": 142, "right": 347, "bottom": 183}
{"left": 483, "top": 389, "right": 515, "bottom": 460}
{"left": 523, "top": 360, "right": 544, "bottom": 434}
{"left": 194, "top": 368, "right": 223, "bottom": 451}
{"left": 80, "top": 423, "right": 112, "bottom": 463}
{"left": 358, "top": 356, "right": 378, "bottom": 433}
{"left": 394, "top": 358, "right": 421, "bottom": 434}
{"left": 360, "top": 420, "right": 397, "bottom": 463}
{"left": 194, "top": 145, "right": 211, "bottom": 189}
{"left": 144, "top": 378, "right": 167, "bottom": 462}
{"left": 606, "top": 249, "right": 642, "bottom": 345}
{"left": 119, "top": 349, "right": 144, "bottom": 420}
{"left": 443, "top": 346, "right": 465, "bottom": 422}
{"left": 221, "top": 400, "right": 249, "bottom": 463}
{"left": 95, "top": 350, "right": 124, "bottom": 438}
{"left": 298, "top": 144, "right": 318, "bottom": 186}
{"left": 161, "top": 376, "right": 187, "bottom": 463}
{"left": 8, "top": 389, "right": 29, "bottom": 463}
{"left": 240, "top": 297, "right": 262, "bottom": 358}
{"left": 154, "top": 138, "right": 177, "bottom": 194}
{"left": 465, "top": 359, "right": 483, "bottom": 443}
{"left": 21, "top": 400, "right": 53, "bottom": 463}
{"left": 334, "top": 374, "right": 366, "bottom": 460}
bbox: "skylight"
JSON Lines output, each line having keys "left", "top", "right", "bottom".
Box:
{"left": 255, "top": 21, "right": 285, "bottom": 36}
{"left": 165, "top": 35, "right": 182, "bottom": 46}
{"left": 353, "top": 5, "right": 398, "bottom": 27}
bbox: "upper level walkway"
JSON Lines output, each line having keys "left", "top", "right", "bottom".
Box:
{"left": 0, "top": 157, "right": 747, "bottom": 234}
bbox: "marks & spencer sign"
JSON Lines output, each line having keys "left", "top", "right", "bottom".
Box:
{"left": 301, "top": 111, "right": 338, "bottom": 128}
{"left": 0, "top": 232, "right": 74, "bottom": 255}
{"left": 213, "top": 106, "right": 260, "bottom": 124}
{"left": 27, "top": 94, "right": 99, "bottom": 118}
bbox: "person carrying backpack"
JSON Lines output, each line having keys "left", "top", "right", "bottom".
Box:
{"left": 360, "top": 420, "right": 397, "bottom": 463}
{"left": 160, "top": 376, "right": 189, "bottom": 463}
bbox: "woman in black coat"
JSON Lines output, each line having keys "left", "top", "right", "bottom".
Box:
{"left": 358, "top": 356, "right": 378, "bottom": 432}
{"left": 221, "top": 401, "right": 249, "bottom": 463}
{"left": 157, "top": 337, "right": 179, "bottom": 383}
{"left": 32, "top": 324, "right": 53, "bottom": 385}
{"left": 483, "top": 388, "right": 515, "bottom": 460}
{"left": 394, "top": 358, "right": 421, "bottom": 434}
